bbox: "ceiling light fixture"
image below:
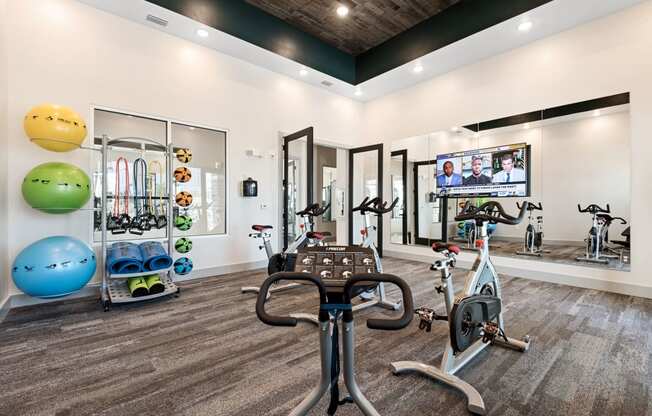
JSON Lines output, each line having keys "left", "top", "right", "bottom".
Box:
{"left": 336, "top": 5, "right": 349, "bottom": 17}
{"left": 518, "top": 21, "right": 533, "bottom": 32}
{"left": 413, "top": 63, "right": 424, "bottom": 73}
{"left": 197, "top": 28, "right": 209, "bottom": 38}
{"left": 299, "top": 67, "right": 308, "bottom": 77}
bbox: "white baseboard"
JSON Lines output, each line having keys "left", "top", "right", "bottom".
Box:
{"left": 0, "top": 295, "right": 10, "bottom": 323}
{"left": 8, "top": 283, "right": 102, "bottom": 309}
{"left": 2, "top": 259, "right": 267, "bottom": 312}
{"left": 172, "top": 260, "right": 267, "bottom": 282}
{"left": 384, "top": 248, "right": 652, "bottom": 299}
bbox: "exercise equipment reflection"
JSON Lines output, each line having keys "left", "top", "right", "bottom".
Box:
{"left": 576, "top": 204, "right": 627, "bottom": 264}
{"left": 515, "top": 202, "right": 549, "bottom": 257}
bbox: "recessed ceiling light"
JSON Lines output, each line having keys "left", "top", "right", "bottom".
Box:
{"left": 336, "top": 5, "right": 349, "bottom": 17}
{"left": 518, "top": 21, "right": 533, "bottom": 32}
{"left": 355, "top": 89, "right": 363, "bottom": 97}
{"left": 299, "top": 68, "right": 308, "bottom": 77}
{"left": 413, "top": 63, "right": 424, "bottom": 73}
{"left": 196, "top": 28, "right": 209, "bottom": 38}
{"left": 593, "top": 109, "right": 601, "bottom": 117}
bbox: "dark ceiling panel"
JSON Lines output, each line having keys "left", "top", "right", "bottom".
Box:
{"left": 147, "top": 0, "right": 356, "bottom": 83}
{"left": 146, "top": 0, "right": 552, "bottom": 86}
{"left": 244, "top": 0, "right": 462, "bottom": 55}
{"left": 356, "top": 0, "right": 554, "bottom": 83}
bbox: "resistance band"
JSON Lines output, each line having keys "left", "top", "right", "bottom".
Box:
{"left": 114, "top": 157, "right": 129, "bottom": 217}
{"left": 133, "top": 158, "right": 148, "bottom": 216}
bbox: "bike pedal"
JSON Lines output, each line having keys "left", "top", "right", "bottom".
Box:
{"left": 435, "top": 285, "right": 444, "bottom": 294}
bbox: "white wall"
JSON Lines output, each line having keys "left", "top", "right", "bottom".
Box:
{"left": 369, "top": 1, "right": 652, "bottom": 291}
{"left": 0, "top": 0, "right": 9, "bottom": 308}
{"left": 3, "top": 0, "right": 365, "bottom": 297}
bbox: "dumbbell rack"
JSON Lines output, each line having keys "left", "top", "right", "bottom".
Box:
{"left": 98, "top": 135, "right": 179, "bottom": 311}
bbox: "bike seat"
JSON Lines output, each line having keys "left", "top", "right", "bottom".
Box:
{"left": 306, "top": 231, "right": 331, "bottom": 240}
{"left": 252, "top": 224, "right": 273, "bottom": 232}
{"left": 432, "top": 243, "right": 460, "bottom": 255}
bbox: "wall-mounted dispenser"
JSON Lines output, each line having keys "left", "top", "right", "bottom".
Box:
{"left": 242, "top": 177, "right": 258, "bottom": 197}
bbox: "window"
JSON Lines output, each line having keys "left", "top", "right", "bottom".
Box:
{"left": 171, "top": 123, "right": 227, "bottom": 237}
{"left": 92, "top": 109, "right": 227, "bottom": 241}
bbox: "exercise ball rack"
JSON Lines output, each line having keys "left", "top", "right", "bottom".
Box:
{"left": 98, "top": 135, "right": 179, "bottom": 312}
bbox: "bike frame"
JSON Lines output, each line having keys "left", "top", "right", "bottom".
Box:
{"left": 352, "top": 211, "right": 400, "bottom": 312}
{"left": 392, "top": 221, "right": 529, "bottom": 415}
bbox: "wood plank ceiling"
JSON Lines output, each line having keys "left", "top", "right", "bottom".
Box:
{"left": 245, "top": 0, "right": 462, "bottom": 55}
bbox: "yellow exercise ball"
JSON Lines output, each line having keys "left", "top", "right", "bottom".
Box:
{"left": 24, "top": 104, "right": 87, "bottom": 152}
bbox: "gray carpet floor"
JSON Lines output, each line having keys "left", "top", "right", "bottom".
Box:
{"left": 0, "top": 257, "right": 650, "bottom": 416}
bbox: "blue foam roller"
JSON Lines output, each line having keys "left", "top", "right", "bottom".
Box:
{"left": 106, "top": 242, "right": 143, "bottom": 275}
{"left": 139, "top": 241, "right": 173, "bottom": 271}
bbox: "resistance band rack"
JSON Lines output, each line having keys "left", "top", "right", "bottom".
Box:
{"left": 99, "top": 135, "right": 179, "bottom": 311}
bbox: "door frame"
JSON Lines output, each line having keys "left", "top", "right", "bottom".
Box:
{"left": 390, "top": 149, "right": 408, "bottom": 245}
{"left": 283, "top": 127, "right": 314, "bottom": 249}
{"left": 413, "top": 160, "right": 449, "bottom": 246}
{"left": 348, "top": 143, "right": 384, "bottom": 256}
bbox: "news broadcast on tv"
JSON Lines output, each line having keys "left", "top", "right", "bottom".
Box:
{"left": 436, "top": 143, "right": 529, "bottom": 197}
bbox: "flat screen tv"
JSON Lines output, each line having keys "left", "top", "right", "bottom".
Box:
{"left": 436, "top": 143, "right": 530, "bottom": 198}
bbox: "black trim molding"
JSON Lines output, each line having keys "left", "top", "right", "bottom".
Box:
{"left": 463, "top": 93, "right": 630, "bottom": 132}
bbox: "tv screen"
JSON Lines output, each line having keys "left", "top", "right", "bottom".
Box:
{"left": 436, "top": 143, "right": 530, "bottom": 198}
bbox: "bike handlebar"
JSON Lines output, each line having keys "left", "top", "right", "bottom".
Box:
{"left": 454, "top": 201, "right": 527, "bottom": 225}
{"left": 597, "top": 213, "right": 627, "bottom": 225}
{"left": 296, "top": 203, "right": 331, "bottom": 218}
{"left": 578, "top": 204, "right": 610, "bottom": 214}
{"left": 256, "top": 273, "right": 328, "bottom": 326}
{"left": 517, "top": 202, "right": 543, "bottom": 211}
{"left": 352, "top": 197, "right": 399, "bottom": 215}
{"left": 343, "top": 274, "right": 413, "bottom": 330}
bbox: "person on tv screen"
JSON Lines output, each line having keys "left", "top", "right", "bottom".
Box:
{"left": 492, "top": 153, "right": 526, "bottom": 183}
{"left": 437, "top": 160, "right": 463, "bottom": 187}
{"left": 463, "top": 156, "right": 492, "bottom": 185}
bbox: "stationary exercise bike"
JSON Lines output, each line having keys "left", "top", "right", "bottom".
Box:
{"left": 391, "top": 201, "right": 531, "bottom": 415}
{"left": 351, "top": 197, "right": 402, "bottom": 312}
{"left": 576, "top": 204, "right": 627, "bottom": 264}
{"left": 256, "top": 245, "right": 414, "bottom": 416}
{"left": 516, "top": 202, "right": 548, "bottom": 257}
{"left": 241, "top": 203, "right": 330, "bottom": 297}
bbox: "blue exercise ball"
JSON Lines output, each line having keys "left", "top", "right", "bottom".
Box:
{"left": 12, "top": 236, "right": 96, "bottom": 298}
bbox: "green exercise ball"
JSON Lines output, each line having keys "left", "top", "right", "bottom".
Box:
{"left": 22, "top": 162, "right": 91, "bottom": 214}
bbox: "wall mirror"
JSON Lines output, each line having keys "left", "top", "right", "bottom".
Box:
{"left": 390, "top": 93, "right": 631, "bottom": 272}
{"left": 321, "top": 166, "right": 337, "bottom": 222}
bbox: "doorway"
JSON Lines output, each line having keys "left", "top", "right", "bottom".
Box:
{"left": 349, "top": 144, "right": 384, "bottom": 256}
{"left": 283, "top": 127, "right": 314, "bottom": 250}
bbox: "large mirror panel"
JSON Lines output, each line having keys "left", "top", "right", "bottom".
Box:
{"left": 391, "top": 95, "right": 631, "bottom": 272}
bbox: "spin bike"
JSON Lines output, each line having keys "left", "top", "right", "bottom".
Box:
{"left": 576, "top": 204, "right": 627, "bottom": 264}
{"left": 256, "top": 245, "right": 414, "bottom": 416}
{"left": 241, "top": 203, "right": 330, "bottom": 298}
{"left": 391, "top": 201, "right": 531, "bottom": 415}
{"left": 516, "top": 202, "right": 549, "bottom": 257}
{"left": 351, "top": 197, "right": 402, "bottom": 312}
